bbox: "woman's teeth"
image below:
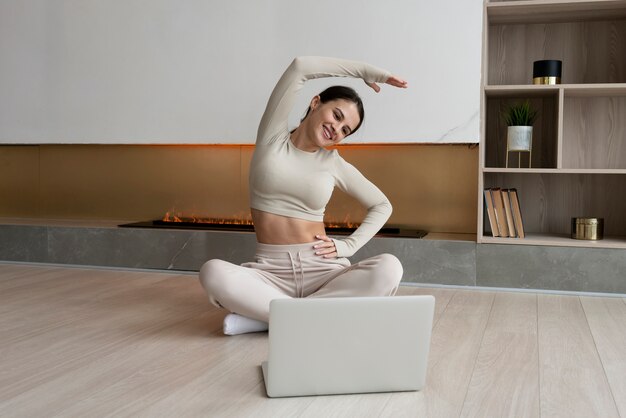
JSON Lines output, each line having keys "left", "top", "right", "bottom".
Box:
{"left": 323, "top": 126, "right": 331, "bottom": 140}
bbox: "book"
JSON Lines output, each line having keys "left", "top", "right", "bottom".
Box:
{"left": 508, "top": 189, "right": 525, "bottom": 238}
{"left": 501, "top": 189, "right": 517, "bottom": 238}
{"left": 484, "top": 189, "right": 499, "bottom": 237}
{"left": 490, "top": 188, "right": 510, "bottom": 237}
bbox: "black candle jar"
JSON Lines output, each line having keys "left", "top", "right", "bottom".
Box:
{"left": 533, "top": 60, "right": 562, "bottom": 85}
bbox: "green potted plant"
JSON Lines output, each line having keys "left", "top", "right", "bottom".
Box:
{"left": 502, "top": 100, "right": 538, "bottom": 168}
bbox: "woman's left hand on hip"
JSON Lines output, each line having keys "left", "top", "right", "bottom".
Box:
{"left": 313, "top": 235, "right": 338, "bottom": 258}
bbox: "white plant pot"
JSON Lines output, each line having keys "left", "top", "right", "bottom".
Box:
{"left": 507, "top": 126, "right": 533, "bottom": 151}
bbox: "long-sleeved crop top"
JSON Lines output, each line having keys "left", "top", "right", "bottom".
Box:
{"left": 249, "top": 56, "right": 392, "bottom": 257}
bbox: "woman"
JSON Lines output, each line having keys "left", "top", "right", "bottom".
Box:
{"left": 200, "top": 56, "right": 408, "bottom": 335}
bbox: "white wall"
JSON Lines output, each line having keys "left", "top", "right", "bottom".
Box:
{"left": 0, "top": 0, "right": 482, "bottom": 144}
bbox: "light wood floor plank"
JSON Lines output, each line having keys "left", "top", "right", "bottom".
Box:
{"left": 0, "top": 275, "right": 208, "bottom": 401}
{"left": 0, "top": 263, "right": 28, "bottom": 275}
{"left": 0, "top": 267, "right": 142, "bottom": 311}
{"left": 0, "top": 264, "right": 87, "bottom": 295}
{"left": 44, "top": 311, "right": 226, "bottom": 417}
{"left": 133, "top": 332, "right": 270, "bottom": 417}
{"left": 460, "top": 292, "right": 540, "bottom": 418}
{"left": 0, "top": 272, "right": 170, "bottom": 345}
{"left": 0, "top": 262, "right": 60, "bottom": 291}
{"left": 396, "top": 286, "right": 456, "bottom": 327}
{"left": 3, "top": 264, "right": 626, "bottom": 417}
{"left": 538, "top": 294, "right": 619, "bottom": 418}
{"left": 221, "top": 382, "right": 316, "bottom": 418}
{"left": 0, "top": 263, "right": 49, "bottom": 278}
{"left": 298, "top": 392, "right": 393, "bottom": 418}
{"left": 380, "top": 290, "right": 495, "bottom": 418}
{"left": 378, "top": 392, "right": 428, "bottom": 418}
{"left": 0, "top": 310, "right": 223, "bottom": 417}
{"left": 580, "top": 296, "right": 626, "bottom": 417}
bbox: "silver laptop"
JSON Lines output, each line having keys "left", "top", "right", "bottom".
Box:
{"left": 261, "top": 295, "right": 435, "bottom": 398}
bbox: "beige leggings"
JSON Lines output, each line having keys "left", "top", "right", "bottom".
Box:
{"left": 198, "top": 241, "right": 403, "bottom": 322}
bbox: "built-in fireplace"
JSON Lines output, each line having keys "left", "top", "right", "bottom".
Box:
{"left": 120, "top": 213, "right": 427, "bottom": 238}
{"left": 1, "top": 143, "right": 480, "bottom": 282}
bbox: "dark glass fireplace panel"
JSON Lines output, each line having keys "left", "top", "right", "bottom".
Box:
{"left": 119, "top": 220, "right": 427, "bottom": 238}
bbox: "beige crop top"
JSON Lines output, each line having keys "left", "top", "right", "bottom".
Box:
{"left": 249, "top": 56, "right": 393, "bottom": 257}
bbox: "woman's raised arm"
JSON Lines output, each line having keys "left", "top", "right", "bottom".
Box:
{"left": 256, "top": 56, "right": 397, "bottom": 145}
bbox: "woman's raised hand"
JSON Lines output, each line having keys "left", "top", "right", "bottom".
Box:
{"left": 364, "top": 75, "right": 408, "bottom": 92}
{"left": 387, "top": 75, "right": 408, "bottom": 88}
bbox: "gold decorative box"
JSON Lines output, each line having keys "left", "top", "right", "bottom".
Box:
{"left": 571, "top": 217, "right": 604, "bottom": 240}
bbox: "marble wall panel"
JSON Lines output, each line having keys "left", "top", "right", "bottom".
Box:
{"left": 44, "top": 226, "right": 258, "bottom": 271}
{"left": 0, "top": 225, "right": 47, "bottom": 262}
{"left": 477, "top": 244, "right": 626, "bottom": 294}
{"left": 353, "top": 236, "right": 476, "bottom": 286}
{"left": 47, "top": 227, "right": 191, "bottom": 269}
{"left": 4, "top": 222, "right": 625, "bottom": 294}
{"left": 166, "top": 230, "right": 257, "bottom": 271}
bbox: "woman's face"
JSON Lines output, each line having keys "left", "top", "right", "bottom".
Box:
{"left": 305, "top": 97, "right": 360, "bottom": 147}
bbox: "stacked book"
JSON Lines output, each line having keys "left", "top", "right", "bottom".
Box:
{"left": 484, "top": 188, "right": 525, "bottom": 238}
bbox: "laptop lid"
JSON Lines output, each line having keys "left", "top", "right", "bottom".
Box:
{"left": 262, "top": 295, "right": 435, "bottom": 398}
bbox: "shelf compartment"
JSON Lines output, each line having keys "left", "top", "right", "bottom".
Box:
{"left": 562, "top": 95, "right": 626, "bottom": 169}
{"left": 487, "top": 1, "right": 626, "bottom": 25}
{"left": 483, "top": 167, "right": 626, "bottom": 174}
{"left": 481, "top": 233, "right": 626, "bottom": 249}
{"left": 486, "top": 83, "right": 626, "bottom": 97}
{"left": 485, "top": 92, "right": 559, "bottom": 169}
{"left": 564, "top": 83, "right": 626, "bottom": 96}
{"left": 485, "top": 85, "right": 561, "bottom": 97}
{"left": 487, "top": 17, "right": 626, "bottom": 85}
{"left": 483, "top": 172, "right": 626, "bottom": 243}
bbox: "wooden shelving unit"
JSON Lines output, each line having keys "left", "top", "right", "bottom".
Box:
{"left": 479, "top": 0, "right": 626, "bottom": 248}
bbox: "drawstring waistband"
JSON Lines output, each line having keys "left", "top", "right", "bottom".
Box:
{"left": 256, "top": 241, "right": 322, "bottom": 298}
{"left": 254, "top": 241, "right": 321, "bottom": 259}
{"left": 287, "top": 251, "right": 306, "bottom": 298}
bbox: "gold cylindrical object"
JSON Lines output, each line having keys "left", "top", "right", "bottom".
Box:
{"left": 533, "top": 76, "right": 561, "bottom": 85}
{"left": 571, "top": 217, "right": 604, "bottom": 240}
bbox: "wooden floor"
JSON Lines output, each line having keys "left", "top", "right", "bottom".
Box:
{"left": 0, "top": 263, "right": 624, "bottom": 418}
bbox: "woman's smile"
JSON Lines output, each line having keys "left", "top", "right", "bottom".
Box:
{"left": 322, "top": 125, "right": 334, "bottom": 141}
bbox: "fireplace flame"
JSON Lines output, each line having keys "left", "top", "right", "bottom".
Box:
{"left": 161, "top": 211, "right": 359, "bottom": 229}
{"left": 162, "top": 212, "right": 254, "bottom": 225}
